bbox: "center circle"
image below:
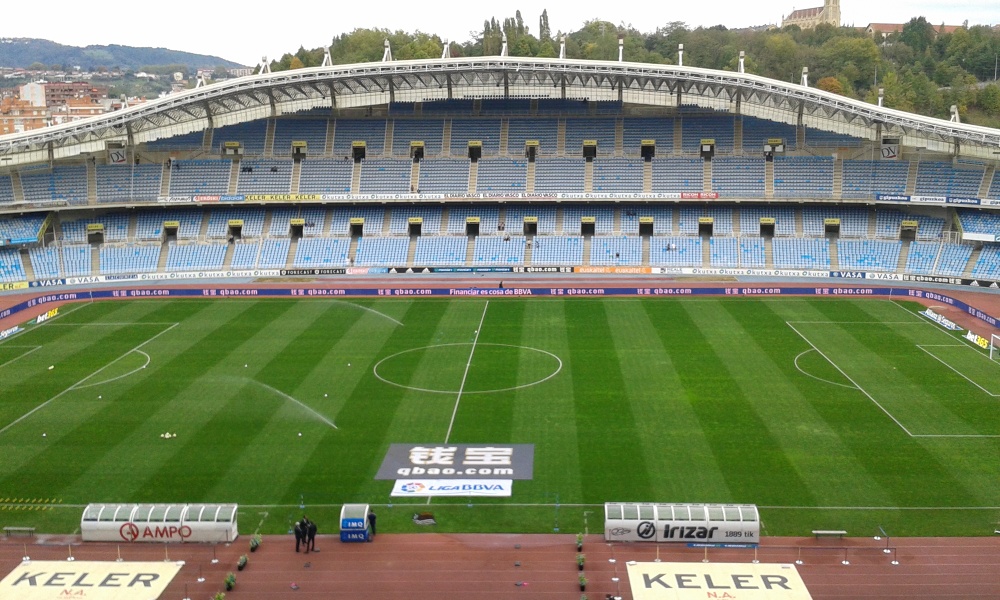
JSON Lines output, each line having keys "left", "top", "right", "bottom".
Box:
{"left": 373, "top": 343, "right": 562, "bottom": 394}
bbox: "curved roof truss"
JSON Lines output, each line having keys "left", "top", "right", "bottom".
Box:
{"left": 1, "top": 56, "right": 998, "bottom": 166}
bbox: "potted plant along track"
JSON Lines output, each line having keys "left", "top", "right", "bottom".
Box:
{"left": 213, "top": 593, "right": 225, "bottom": 600}
{"left": 237, "top": 555, "right": 248, "bottom": 571}
{"left": 576, "top": 553, "right": 585, "bottom": 571}
{"left": 224, "top": 572, "right": 236, "bottom": 591}
{"left": 576, "top": 533, "right": 584, "bottom": 551}
{"left": 249, "top": 533, "right": 262, "bottom": 552}
{"left": 578, "top": 574, "right": 588, "bottom": 592}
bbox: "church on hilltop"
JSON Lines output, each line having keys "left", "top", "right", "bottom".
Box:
{"left": 782, "top": 0, "right": 841, "bottom": 29}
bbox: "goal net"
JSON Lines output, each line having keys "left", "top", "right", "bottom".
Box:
{"left": 991, "top": 334, "right": 1000, "bottom": 364}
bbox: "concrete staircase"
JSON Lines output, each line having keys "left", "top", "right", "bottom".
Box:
{"left": 325, "top": 120, "right": 336, "bottom": 157}
{"left": 20, "top": 249, "right": 35, "bottom": 281}
{"left": 157, "top": 243, "right": 171, "bottom": 271}
{"left": 732, "top": 207, "right": 741, "bottom": 235}
{"left": 351, "top": 161, "right": 361, "bottom": 194}
{"left": 524, "top": 237, "right": 533, "bottom": 265}
{"left": 613, "top": 207, "right": 622, "bottom": 234}
{"left": 198, "top": 213, "right": 210, "bottom": 239}
{"left": 160, "top": 162, "right": 171, "bottom": 196}
{"left": 867, "top": 209, "right": 877, "bottom": 237}
{"left": 86, "top": 161, "right": 97, "bottom": 205}
{"left": 468, "top": 160, "right": 478, "bottom": 194}
{"left": 228, "top": 161, "right": 240, "bottom": 194}
{"left": 642, "top": 235, "right": 650, "bottom": 265}
{"left": 643, "top": 159, "right": 652, "bottom": 192}
{"left": 382, "top": 208, "right": 392, "bottom": 235}
{"left": 734, "top": 117, "right": 743, "bottom": 154}
{"left": 222, "top": 243, "right": 235, "bottom": 269}
{"left": 442, "top": 120, "right": 452, "bottom": 157}
{"left": 703, "top": 159, "right": 712, "bottom": 192}
{"left": 582, "top": 236, "right": 592, "bottom": 266}
{"left": 673, "top": 119, "right": 683, "bottom": 155}
{"left": 465, "top": 236, "right": 476, "bottom": 265}
{"left": 829, "top": 239, "right": 839, "bottom": 270}
{"left": 702, "top": 238, "right": 711, "bottom": 267}
{"left": 406, "top": 236, "right": 418, "bottom": 266}
{"left": 557, "top": 119, "right": 566, "bottom": 155}
{"left": 90, "top": 246, "right": 101, "bottom": 275}
{"left": 897, "top": 240, "right": 911, "bottom": 272}
{"left": 765, "top": 160, "right": 774, "bottom": 199}
{"left": 499, "top": 119, "right": 509, "bottom": 156}
{"left": 285, "top": 238, "right": 298, "bottom": 268}
{"left": 833, "top": 158, "right": 843, "bottom": 198}
{"left": 526, "top": 161, "right": 536, "bottom": 193}
{"left": 979, "top": 165, "right": 995, "bottom": 198}
{"left": 410, "top": 160, "right": 420, "bottom": 193}
{"left": 384, "top": 120, "right": 394, "bottom": 158}
{"left": 11, "top": 172, "right": 25, "bottom": 204}
{"left": 794, "top": 207, "right": 804, "bottom": 235}
{"left": 202, "top": 128, "right": 214, "bottom": 151}
{"left": 261, "top": 210, "right": 273, "bottom": 238}
{"left": 347, "top": 236, "right": 360, "bottom": 264}
{"left": 555, "top": 207, "right": 564, "bottom": 234}
{"left": 905, "top": 160, "right": 919, "bottom": 195}
{"left": 440, "top": 207, "right": 450, "bottom": 234}
{"left": 264, "top": 119, "right": 276, "bottom": 157}
{"left": 672, "top": 206, "right": 680, "bottom": 235}
{"left": 963, "top": 248, "right": 982, "bottom": 278}
{"left": 615, "top": 118, "right": 624, "bottom": 156}
{"left": 290, "top": 160, "right": 302, "bottom": 193}
{"left": 584, "top": 160, "right": 593, "bottom": 193}
{"left": 764, "top": 237, "right": 774, "bottom": 268}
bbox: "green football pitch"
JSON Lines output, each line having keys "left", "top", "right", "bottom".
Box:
{"left": 0, "top": 296, "right": 997, "bottom": 536}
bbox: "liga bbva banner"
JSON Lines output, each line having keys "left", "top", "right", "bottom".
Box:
{"left": 627, "top": 562, "right": 812, "bottom": 600}
{"left": 391, "top": 479, "right": 513, "bottom": 497}
{"left": 0, "top": 561, "right": 182, "bottom": 600}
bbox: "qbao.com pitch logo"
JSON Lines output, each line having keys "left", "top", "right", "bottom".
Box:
{"left": 399, "top": 482, "right": 426, "bottom": 494}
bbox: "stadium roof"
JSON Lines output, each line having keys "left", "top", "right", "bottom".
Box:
{"left": 1, "top": 56, "right": 999, "bottom": 166}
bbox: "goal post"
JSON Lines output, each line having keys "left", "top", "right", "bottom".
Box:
{"left": 991, "top": 334, "right": 1000, "bottom": 363}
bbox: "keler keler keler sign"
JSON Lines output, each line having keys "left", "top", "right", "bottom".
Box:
{"left": 375, "top": 444, "right": 534, "bottom": 480}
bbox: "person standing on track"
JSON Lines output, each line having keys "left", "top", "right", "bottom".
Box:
{"left": 367, "top": 510, "right": 377, "bottom": 540}
{"left": 293, "top": 520, "right": 304, "bottom": 552}
{"left": 307, "top": 519, "right": 318, "bottom": 552}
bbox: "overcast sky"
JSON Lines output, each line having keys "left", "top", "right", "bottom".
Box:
{"left": 6, "top": 0, "right": 999, "bottom": 66}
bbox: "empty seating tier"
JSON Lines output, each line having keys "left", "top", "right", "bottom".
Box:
{"left": 167, "top": 160, "right": 232, "bottom": 196}
{"left": 298, "top": 159, "right": 354, "bottom": 194}
{"left": 235, "top": 159, "right": 293, "bottom": 194}
{"left": 96, "top": 164, "right": 162, "bottom": 203}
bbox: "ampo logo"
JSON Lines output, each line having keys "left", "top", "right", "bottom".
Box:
{"left": 119, "top": 522, "right": 140, "bottom": 542}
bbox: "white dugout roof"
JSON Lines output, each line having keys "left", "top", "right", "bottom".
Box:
{"left": 1, "top": 56, "right": 999, "bottom": 166}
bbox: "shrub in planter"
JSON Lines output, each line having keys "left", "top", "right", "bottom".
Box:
{"left": 576, "top": 553, "right": 585, "bottom": 571}
{"left": 213, "top": 593, "right": 225, "bottom": 600}
{"left": 237, "top": 555, "right": 248, "bottom": 571}
{"left": 578, "top": 574, "right": 587, "bottom": 591}
{"left": 249, "top": 533, "right": 262, "bottom": 552}
{"left": 576, "top": 533, "right": 584, "bottom": 551}
{"left": 224, "top": 572, "right": 236, "bottom": 591}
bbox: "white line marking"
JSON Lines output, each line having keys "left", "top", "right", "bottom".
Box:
{"left": 74, "top": 350, "right": 150, "bottom": 389}
{"left": 0, "top": 323, "right": 178, "bottom": 437}
{"left": 373, "top": 342, "right": 563, "bottom": 395}
{"left": 444, "top": 301, "right": 489, "bottom": 444}
{"left": 786, "top": 321, "right": 915, "bottom": 436}
{"left": 788, "top": 321, "right": 1000, "bottom": 438}
{"left": 0, "top": 346, "right": 41, "bottom": 368}
{"left": 245, "top": 379, "right": 338, "bottom": 430}
{"left": 792, "top": 349, "right": 858, "bottom": 389}
{"left": 917, "top": 345, "right": 999, "bottom": 397}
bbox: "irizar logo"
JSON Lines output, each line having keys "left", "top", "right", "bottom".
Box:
{"left": 662, "top": 525, "right": 720, "bottom": 540}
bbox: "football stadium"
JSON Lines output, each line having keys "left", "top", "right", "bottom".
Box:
{"left": 0, "top": 40, "right": 998, "bottom": 599}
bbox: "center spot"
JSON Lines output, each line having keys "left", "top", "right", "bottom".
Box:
{"left": 373, "top": 343, "right": 562, "bottom": 394}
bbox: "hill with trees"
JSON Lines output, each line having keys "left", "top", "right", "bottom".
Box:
{"left": 263, "top": 12, "right": 1000, "bottom": 128}
{"left": 0, "top": 38, "right": 243, "bottom": 71}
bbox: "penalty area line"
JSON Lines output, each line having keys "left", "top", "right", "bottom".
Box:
{"left": 0, "top": 323, "right": 178, "bottom": 437}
